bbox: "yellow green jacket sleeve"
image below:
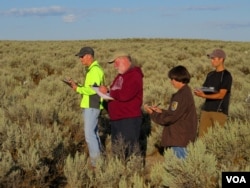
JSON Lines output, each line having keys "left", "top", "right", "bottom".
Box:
{"left": 76, "top": 60, "right": 104, "bottom": 109}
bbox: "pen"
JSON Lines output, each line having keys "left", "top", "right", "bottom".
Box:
{"left": 154, "top": 103, "right": 161, "bottom": 107}
{"left": 151, "top": 103, "right": 161, "bottom": 108}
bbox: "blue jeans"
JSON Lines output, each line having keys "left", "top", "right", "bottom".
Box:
{"left": 172, "top": 147, "right": 187, "bottom": 159}
{"left": 82, "top": 108, "right": 102, "bottom": 166}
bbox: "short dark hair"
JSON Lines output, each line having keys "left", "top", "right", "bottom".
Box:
{"left": 168, "top": 65, "right": 191, "bottom": 84}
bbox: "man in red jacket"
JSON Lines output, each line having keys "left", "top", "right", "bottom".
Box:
{"left": 100, "top": 51, "right": 144, "bottom": 159}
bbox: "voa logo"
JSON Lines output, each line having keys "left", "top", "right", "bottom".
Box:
{"left": 222, "top": 172, "right": 250, "bottom": 187}
{"left": 226, "top": 176, "right": 246, "bottom": 184}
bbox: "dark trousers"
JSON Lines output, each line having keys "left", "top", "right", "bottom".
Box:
{"left": 110, "top": 117, "right": 142, "bottom": 159}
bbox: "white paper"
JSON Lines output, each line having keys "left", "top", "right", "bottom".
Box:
{"left": 92, "top": 87, "right": 114, "bottom": 100}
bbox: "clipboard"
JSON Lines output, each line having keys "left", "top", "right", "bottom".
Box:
{"left": 92, "top": 86, "right": 114, "bottom": 100}
{"left": 62, "top": 79, "right": 81, "bottom": 87}
{"left": 61, "top": 79, "right": 72, "bottom": 87}
{"left": 199, "top": 87, "right": 217, "bottom": 93}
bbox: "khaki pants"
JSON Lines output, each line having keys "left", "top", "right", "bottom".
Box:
{"left": 198, "top": 111, "right": 227, "bottom": 137}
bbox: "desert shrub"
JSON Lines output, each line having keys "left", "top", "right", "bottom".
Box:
{"left": 64, "top": 152, "right": 89, "bottom": 187}
{"left": 0, "top": 114, "right": 71, "bottom": 187}
{"left": 145, "top": 122, "right": 163, "bottom": 156}
{"left": 201, "top": 120, "right": 250, "bottom": 171}
{"left": 158, "top": 140, "right": 217, "bottom": 188}
{"left": 149, "top": 120, "right": 250, "bottom": 188}
{"left": 0, "top": 39, "right": 249, "bottom": 187}
{"left": 64, "top": 150, "right": 147, "bottom": 187}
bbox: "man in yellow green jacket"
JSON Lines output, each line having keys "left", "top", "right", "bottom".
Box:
{"left": 70, "top": 47, "right": 104, "bottom": 167}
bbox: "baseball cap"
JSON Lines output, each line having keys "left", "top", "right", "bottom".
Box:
{"left": 107, "top": 51, "right": 130, "bottom": 63}
{"left": 207, "top": 49, "right": 226, "bottom": 59}
{"left": 75, "top": 47, "right": 94, "bottom": 57}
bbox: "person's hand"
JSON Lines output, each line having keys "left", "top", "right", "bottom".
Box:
{"left": 194, "top": 89, "right": 205, "bottom": 98}
{"left": 69, "top": 79, "right": 77, "bottom": 91}
{"left": 144, "top": 104, "right": 162, "bottom": 114}
{"left": 150, "top": 105, "right": 162, "bottom": 113}
{"left": 144, "top": 104, "right": 153, "bottom": 114}
{"left": 99, "top": 85, "right": 108, "bottom": 94}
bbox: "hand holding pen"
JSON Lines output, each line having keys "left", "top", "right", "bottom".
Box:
{"left": 62, "top": 77, "right": 78, "bottom": 91}
{"left": 143, "top": 103, "right": 162, "bottom": 114}
{"left": 99, "top": 85, "right": 109, "bottom": 94}
{"left": 66, "top": 78, "right": 77, "bottom": 91}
